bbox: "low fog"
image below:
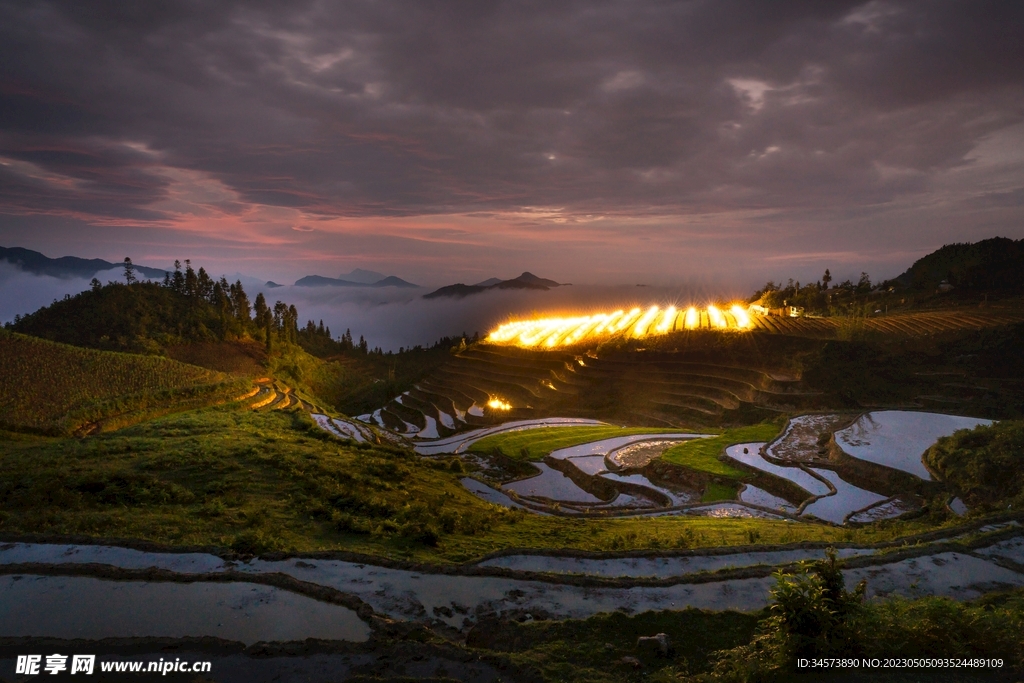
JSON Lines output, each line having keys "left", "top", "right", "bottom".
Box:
{"left": 0, "top": 263, "right": 757, "bottom": 352}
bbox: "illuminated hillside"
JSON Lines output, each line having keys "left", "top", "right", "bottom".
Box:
{"left": 487, "top": 304, "right": 752, "bottom": 347}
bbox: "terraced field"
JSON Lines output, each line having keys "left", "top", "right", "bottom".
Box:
{"left": 355, "top": 306, "right": 1024, "bottom": 436}
{"left": 748, "top": 307, "right": 1024, "bottom": 337}
{"left": 356, "top": 345, "right": 823, "bottom": 433}
{"left": 0, "top": 330, "right": 250, "bottom": 435}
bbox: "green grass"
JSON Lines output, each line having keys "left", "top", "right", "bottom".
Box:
{"left": 0, "top": 405, "right": 922, "bottom": 562}
{"left": 662, "top": 424, "right": 781, "bottom": 477}
{"left": 477, "top": 608, "right": 760, "bottom": 682}
{"left": 701, "top": 481, "right": 739, "bottom": 502}
{"left": 468, "top": 425, "right": 685, "bottom": 461}
{"left": 0, "top": 329, "right": 247, "bottom": 435}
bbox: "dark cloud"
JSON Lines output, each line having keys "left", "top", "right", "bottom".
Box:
{"left": 0, "top": 0, "right": 1022, "bottom": 284}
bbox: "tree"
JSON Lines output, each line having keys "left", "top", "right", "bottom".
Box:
{"left": 253, "top": 293, "right": 269, "bottom": 338}
{"left": 822, "top": 269, "right": 832, "bottom": 289}
{"left": 171, "top": 260, "right": 184, "bottom": 293}
{"left": 231, "top": 281, "right": 251, "bottom": 323}
{"left": 184, "top": 259, "right": 198, "bottom": 298}
{"left": 287, "top": 304, "right": 299, "bottom": 342}
{"left": 123, "top": 257, "right": 137, "bottom": 285}
{"left": 196, "top": 267, "right": 214, "bottom": 301}
{"left": 857, "top": 272, "right": 871, "bottom": 292}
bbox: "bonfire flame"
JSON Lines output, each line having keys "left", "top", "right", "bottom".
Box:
{"left": 487, "top": 303, "right": 754, "bottom": 347}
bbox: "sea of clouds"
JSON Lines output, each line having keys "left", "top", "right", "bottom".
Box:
{"left": 0, "top": 262, "right": 748, "bottom": 352}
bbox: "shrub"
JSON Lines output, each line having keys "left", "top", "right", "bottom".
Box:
{"left": 709, "top": 549, "right": 864, "bottom": 681}
{"left": 925, "top": 420, "right": 1024, "bottom": 508}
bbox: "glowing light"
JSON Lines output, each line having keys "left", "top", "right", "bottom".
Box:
{"left": 593, "top": 311, "right": 622, "bottom": 334}
{"left": 655, "top": 306, "right": 677, "bottom": 333}
{"left": 487, "top": 398, "right": 512, "bottom": 411}
{"left": 612, "top": 308, "right": 642, "bottom": 333}
{"left": 632, "top": 306, "right": 661, "bottom": 337}
{"left": 730, "top": 305, "right": 751, "bottom": 328}
{"left": 486, "top": 302, "right": 758, "bottom": 348}
{"left": 684, "top": 307, "right": 699, "bottom": 330}
{"left": 707, "top": 305, "right": 726, "bottom": 328}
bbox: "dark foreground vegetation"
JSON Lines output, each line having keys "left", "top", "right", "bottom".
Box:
{"left": 468, "top": 556, "right": 1024, "bottom": 682}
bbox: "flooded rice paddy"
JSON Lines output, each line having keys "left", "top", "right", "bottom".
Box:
{"left": 739, "top": 485, "right": 798, "bottom": 513}
{"left": 724, "top": 444, "right": 831, "bottom": 497}
{"left": 477, "top": 547, "right": 874, "bottom": 578}
{"left": 459, "top": 477, "right": 545, "bottom": 513}
{"left": 976, "top": 536, "right": 1024, "bottom": 566}
{"left": 503, "top": 463, "right": 606, "bottom": 504}
{"left": 3, "top": 535, "right": 1022, "bottom": 638}
{"left": 845, "top": 552, "right": 1024, "bottom": 601}
{"left": 599, "top": 472, "right": 695, "bottom": 505}
{"left": 847, "top": 496, "right": 919, "bottom": 524}
{"left": 0, "top": 575, "right": 370, "bottom": 644}
{"left": 835, "top": 411, "right": 993, "bottom": 480}
{"left": 802, "top": 468, "right": 888, "bottom": 524}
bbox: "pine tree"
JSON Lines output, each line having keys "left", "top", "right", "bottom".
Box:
{"left": 123, "top": 257, "right": 137, "bottom": 285}
{"left": 171, "top": 260, "right": 184, "bottom": 293}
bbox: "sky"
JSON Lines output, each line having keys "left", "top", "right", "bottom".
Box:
{"left": 1, "top": 0, "right": 1024, "bottom": 290}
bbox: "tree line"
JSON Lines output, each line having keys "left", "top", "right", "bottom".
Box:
{"left": 9, "top": 258, "right": 364, "bottom": 357}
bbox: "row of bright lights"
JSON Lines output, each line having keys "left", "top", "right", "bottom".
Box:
{"left": 487, "top": 304, "right": 753, "bottom": 348}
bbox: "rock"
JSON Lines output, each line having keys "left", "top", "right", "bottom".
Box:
{"left": 637, "top": 633, "right": 672, "bottom": 658}
{"left": 619, "top": 656, "right": 642, "bottom": 669}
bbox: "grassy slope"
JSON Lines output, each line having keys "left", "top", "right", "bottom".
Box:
{"left": 468, "top": 425, "right": 686, "bottom": 461}
{"left": 483, "top": 591, "right": 1024, "bottom": 683}
{"left": 661, "top": 424, "right": 781, "bottom": 477}
{"left": 496, "top": 609, "right": 759, "bottom": 682}
{"left": 0, "top": 405, "right": 964, "bottom": 563}
{"left": 298, "top": 346, "right": 452, "bottom": 416}
{"left": 0, "top": 329, "right": 248, "bottom": 434}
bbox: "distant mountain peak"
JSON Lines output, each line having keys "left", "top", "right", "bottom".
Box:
{"left": 295, "top": 273, "right": 419, "bottom": 288}
{"left": 424, "top": 271, "right": 562, "bottom": 299}
{"left": 371, "top": 275, "right": 419, "bottom": 288}
{"left": 339, "top": 268, "right": 386, "bottom": 284}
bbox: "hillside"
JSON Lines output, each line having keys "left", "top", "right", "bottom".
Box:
{"left": 0, "top": 329, "right": 248, "bottom": 435}
{"left": 10, "top": 263, "right": 297, "bottom": 355}
{"left": 898, "top": 236, "right": 1024, "bottom": 292}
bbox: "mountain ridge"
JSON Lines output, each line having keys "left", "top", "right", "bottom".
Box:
{"left": 424, "top": 271, "right": 564, "bottom": 299}
{"left": 0, "top": 246, "right": 167, "bottom": 280}
{"left": 294, "top": 274, "right": 419, "bottom": 288}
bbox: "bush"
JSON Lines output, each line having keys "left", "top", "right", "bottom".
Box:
{"left": 230, "top": 529, "right": 283, "bottom": 555}
{"left": 709, "top": 549, "right": 864, "bottom": 681}
{"left": 925, "top": 420, "right": 1024, "bottom": 508}
{"left": 400, "top": 521, "right": 439, "bottom": 546}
